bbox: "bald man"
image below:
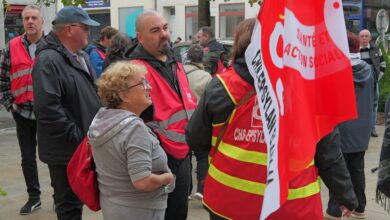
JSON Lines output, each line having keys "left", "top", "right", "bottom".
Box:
{"left": 125, "top": 10, "right": 197, "bottom": 220}
{"left": 359, "top": 29, "right": 386, "bottom": 137}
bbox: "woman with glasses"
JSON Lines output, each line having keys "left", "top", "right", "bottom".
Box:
{"left": 88, "top": 61, "right": 175, "bottom": 220}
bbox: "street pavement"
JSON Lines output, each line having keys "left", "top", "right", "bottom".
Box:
{"left": 0, "top": 109, "right": 389, "bottom": 220}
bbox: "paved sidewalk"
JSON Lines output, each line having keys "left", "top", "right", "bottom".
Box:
{"left": 0, "top": 109, "right": 389, "bottom": 219}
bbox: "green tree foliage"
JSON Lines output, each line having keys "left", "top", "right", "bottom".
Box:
{"left": 0, "top": 186, "right": 7, "bottom": 197}
{"left": 378, "top": 43, "right": 390, "bottom": 112}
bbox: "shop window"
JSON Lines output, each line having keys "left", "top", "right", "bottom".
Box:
{"left": 89, "top": 13, "right": 110, "bottom": 41}
{"left": 185, "top": 6, "right": 198, "bottom": 41}
{"left": 362, "top": 0, "right": 390, "bottom": 39}
{"left": 119, "top": 7, "right": 144, "bottom": 38}
{"left": 4, "top": 5, "right": 25, "bottom": 43}
{"left": 219, "top": 3, "right": 244, "bottom": 39}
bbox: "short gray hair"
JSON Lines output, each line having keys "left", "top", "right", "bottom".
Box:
{"left": 135, "top": 9, "right": 162, "bottom": 32}
{"left": 52, "top": 23, "right": 66, "bottom": 33}
{"left": 187, "top": 44, "right": 204, "bottom": 63}
{"left": 22, "top": 4, "right": 43, "bottom": 18}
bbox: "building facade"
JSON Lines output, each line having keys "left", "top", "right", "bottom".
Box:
{"left": 343, "top": 0, "right": 390, "bottom": 38}
{"left": 79, "top": 0, "right": 389, "bottom": 43}
{"left": 2, "top": 0, "right": 55, "bottom": 44}
{"left": 64, "top": 0, "right": 260, "bottom": 41}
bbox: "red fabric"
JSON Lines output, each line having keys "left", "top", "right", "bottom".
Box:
{"left": 245, "top": 0, "right": 356, "bottom": 218}
{"left": 9, "top": 35, "right": 34, "bottom": 104}
{"left": 67, "top": 137, "right": 100, "bottom": 211}
{"left": 94, "top": 48, "right": 106, "bottom": 60}
{"left": 215, "top": 59, "right": 226, "bottom": 76}
{"left": 131, "top": 60, "right": 197, "bottom": 159}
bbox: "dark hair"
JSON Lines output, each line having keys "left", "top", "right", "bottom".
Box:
{"left": 347, "top": 31, "right": 360, "bottom": 53}
{"left": 99, "top": 26, "right": 118, "bottom": 41}
{"left": 187, "top": 44, "right": 204, "bottom": 63}
{"left": 106, "top": 32, "right": 133, "bottom": 59}
{"left": 200, "top": 26, "right": 215, "bottom": 38}
{"left": 232, "top": 18, "right": 256, "bottom": 61}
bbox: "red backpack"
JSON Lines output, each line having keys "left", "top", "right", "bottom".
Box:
{"left": 67, "top": 136, "right": 100, "bottom": 211}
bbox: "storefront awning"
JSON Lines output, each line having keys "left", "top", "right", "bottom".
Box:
{"left": 6, "top": 5, "right": 25, "bottom": 14}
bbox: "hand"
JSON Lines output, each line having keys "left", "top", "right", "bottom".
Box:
{"left": 164, "top": 173, "right": 176, "bottom": 193}
{"left": 6, "top": 104, "right": 14, "bottom": 112}
{"left": 340, "top": 206, "right": 353, "bottom": 217}
{"left": 166, "top": 173, "right": 175, "bottom": 185}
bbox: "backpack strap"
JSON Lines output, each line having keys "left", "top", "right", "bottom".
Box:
{"left": 212, "top": 88, "right": 256, "bottom": 156}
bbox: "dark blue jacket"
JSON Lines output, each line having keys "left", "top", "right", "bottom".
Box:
{"left": 338, "top": 57, "right": 374, "bottom": 153}
{"left": 85, "top": 41, "right": 106, "bottom": 77}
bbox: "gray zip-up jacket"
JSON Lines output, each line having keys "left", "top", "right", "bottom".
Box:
{"left": 88, "top": 108, "right": 173, "bottom": 209}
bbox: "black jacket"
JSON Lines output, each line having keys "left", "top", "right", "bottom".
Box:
{"left": 185, "top": 56, "right": 358, "bottom": 210}
{"left": 203, "top": 38, "right": 229, "bottom": 75}
{"left": 32, "top": 31, "right": 102, "bottom": 165}
{"left": 360, "top": 42, "right": 385, "bottom": 82}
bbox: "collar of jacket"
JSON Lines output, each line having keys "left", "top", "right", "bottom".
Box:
{"left": 189, "top": 62, "right": 204, "bottom": 70}
{"left": 204, "top": 37, "right": 217, "bottom": 47}
{"left": 233, "top": 56, "right": 254, "bottom": 86}
{"left": 92, "top": 40, "right": 106, "bottom": 52}
{"left": 36, "top": 31, "right": 95, "bottom": 80}
{"left": 126, "top": 43, "right": 177, "bottom": 64}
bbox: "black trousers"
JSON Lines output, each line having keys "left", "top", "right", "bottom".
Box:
{"left": 189, "top": 151, "right": 208, "bottom": 195}
{"left": 48, "top": 164, "right": 83, "bottom": 220}
{"left": 195, "top": 150, "right": 209, "bottom": 194}
{"left": 327, "top": 151, "right": 366, "bottom": 216}
{"left": 165, "top": 155, "right": 191, "bottom": 220}
{"left": 12, "top": 112, "right": 40, "bottom": 199}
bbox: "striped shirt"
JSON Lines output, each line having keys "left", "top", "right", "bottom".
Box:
{"left": 360, "top": 44, "right": 386, "bottom": 81}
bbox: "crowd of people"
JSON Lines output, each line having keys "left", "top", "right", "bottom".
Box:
{"left": 0, "top": 4, "right": 389, "bottom": 220}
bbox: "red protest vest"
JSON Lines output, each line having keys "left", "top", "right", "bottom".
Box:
{"left": 131, "top": 59, "right": 197, "bottom": 159}
{"left": 94, "top": 48, "right": 106, "bottom": 60}
{"left": 204, "top": 69, "right": 322, "bottom": 220}
{"left": 9, "top": 35, "right": 34, "bottom": 104}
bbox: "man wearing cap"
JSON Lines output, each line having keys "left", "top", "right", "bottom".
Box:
{"left": 32, "top": 6, "right": 101, "bottom": 219}
{"left": 0, "top": 4, "right": 44, "bottom": 215}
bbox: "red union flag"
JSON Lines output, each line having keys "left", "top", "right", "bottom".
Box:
{"left": 245, "top": 0, "right": 357, "bottom": 219}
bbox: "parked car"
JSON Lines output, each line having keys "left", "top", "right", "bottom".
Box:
{"left": 173, "top": 40, "right": 233, "bottom": 64}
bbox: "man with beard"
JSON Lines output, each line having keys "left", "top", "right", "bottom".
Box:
{"left": 0, "top": 5, "right": 44, "bottom": 215}
{"left": 126, "top": 10, "right": 197, "bottom": 220}
{"left": 32, "top": 6, "right": 101, "bottom": 219}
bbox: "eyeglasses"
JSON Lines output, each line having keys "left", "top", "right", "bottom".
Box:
{"left": 126, "top": 78, "right": 151, "bottom": 90}
{"left": 70, "top": 24, "right": 89, "bottom": 32}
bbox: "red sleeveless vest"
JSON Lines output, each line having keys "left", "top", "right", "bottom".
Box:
{"left": 9, "top": 35, "right": 34, "bottom": 104}
{"left": 131, "top": 59, "right": 197, "bottom": 159}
